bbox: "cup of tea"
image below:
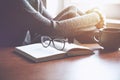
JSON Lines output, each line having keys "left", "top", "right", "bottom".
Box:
{"left": 94, "top": 28, "right": 120, "bottom": 51}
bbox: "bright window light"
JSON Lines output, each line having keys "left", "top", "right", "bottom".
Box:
{"left": 65, "top": 0, "right": 120, "bottom": 11}
{"left": 46, "top": 0, "right": 120, "bottom": 19}
{"left": 64, "top": 0, "right": 120, "bottom": 19}
{"left": 46, "top": 0, "right": 63, "bottom": 17}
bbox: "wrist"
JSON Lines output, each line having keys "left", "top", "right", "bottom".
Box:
{"left": 51, "top": 20, "right": 57, "bottom": 29}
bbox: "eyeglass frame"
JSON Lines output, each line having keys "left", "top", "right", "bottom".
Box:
{"left": 41, "top": 36, "right": 68, "bottom": 51}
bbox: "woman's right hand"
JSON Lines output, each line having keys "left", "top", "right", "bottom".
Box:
{"left": 86, "top": 8, "right": 106, "bottom": 29}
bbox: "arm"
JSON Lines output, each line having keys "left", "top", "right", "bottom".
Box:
{"left": 54, "top": 12, "right": 100, "bottom": 37}
{"left": 40, "top": 0, "right": 53, "bottom": 20}
{"left": 21, "top": 0, "right": 53, "bottom": 27}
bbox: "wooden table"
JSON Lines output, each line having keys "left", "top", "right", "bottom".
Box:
{"left": 0, "top": 44, "right": 120, "bottom": 80}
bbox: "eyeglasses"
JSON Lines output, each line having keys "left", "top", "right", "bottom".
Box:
{"left": 41, "top": 36, "right": 68, "bottom": 50}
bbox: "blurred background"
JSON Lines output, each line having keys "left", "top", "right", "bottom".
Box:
{"left": 45, "top": 0, "right": 120, "bottom": 29}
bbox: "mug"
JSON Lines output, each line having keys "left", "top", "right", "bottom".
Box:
{"left": 94, "top": 28, "right": 120, "bottom": 51}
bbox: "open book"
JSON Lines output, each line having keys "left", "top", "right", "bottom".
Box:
{"left": 15, "top": 42, "right": 94, "bottom": 62}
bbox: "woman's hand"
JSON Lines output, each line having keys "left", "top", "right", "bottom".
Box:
{"left": 86, "top": 8, "right": 106, "bottom": 29}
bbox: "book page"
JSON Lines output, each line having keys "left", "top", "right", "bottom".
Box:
{"left": 16, "top": 43, "right": 64, "bottom": 59}
{"left": 62, "top": 43, "right": 93, "bottom": 56}
{"left": 47, "top": 41, "right": 91, "bottom": 52}
{"left": 63, "top": 43, "right": 91, "bottom": 52}
{"left": 47, "top": 41, "right": 93, "bottom": 55}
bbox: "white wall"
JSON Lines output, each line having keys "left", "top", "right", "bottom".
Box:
{"left": 101, "top": 4, "right": 120, "bottom": 19}
{"left": 46, "top": 0, "right": 64, "bottom": 17}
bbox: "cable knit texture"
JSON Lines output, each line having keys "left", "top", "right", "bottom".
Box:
{"left": 54, "top": 12, "right": 100, "bottom": 37}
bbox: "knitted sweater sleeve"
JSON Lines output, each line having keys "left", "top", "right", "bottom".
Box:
{"left": 20, "top": 0, "right": 53, "bottom": 28}
{"left": 55, "top": 12, "right": 100, "bottom": 37}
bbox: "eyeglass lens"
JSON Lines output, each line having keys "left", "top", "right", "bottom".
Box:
{"left": 41, "top": 36, "right": 51, "bottom": 47}
{"left": 53, "top": 39, "right": 65, "bottom": 50}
